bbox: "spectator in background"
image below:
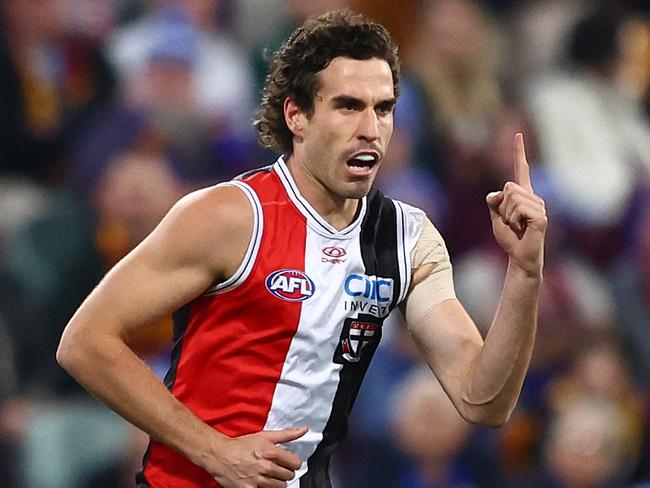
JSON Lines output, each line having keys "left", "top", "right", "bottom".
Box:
{"left": 391, "top": 368, "right": 477, "bottom": 488}
{"left": 509, "top": 0, "right": 590, "bottom": 81}
{"left": 0, "top": 0, "right": 116, "bottom": 182}
{"left": 610, "top": 190, "right": 650, "bottom": 388}
{"left": 92, "top": 151, "right": 188, "bottom": 366}
{"left": 403, "top": 0, "right": 541, "bottom": 258}
{"left": 535, "top": 396, "right": 639, "bottom": 488}
{"left": 108, "top": 0, "right": 255, "bottom": 140}
{"left": 546, "top": 337, "right": 644, "bottom": 457}
{"left": 525, "top": 7, "right": 650, "bottom": 265}
{"left": 505, "top": 336, "right": 645, "bottom": 488}
{"left": 608, "top": 189, "right": 650, "bottom": 485}
{"left": 618, "top": 16, "right": 650, "bottom": 120}
{"left": 70, "top": 12, "right": 217, "bottom": 190}
{"left": 1, "top": 150, "right": 188, "bottom": 488}
{"left": 72, "top": 3, "right": 256, "bottom": 189}
{"left": 407, "top": 0, "right": 504, "bottom": 153}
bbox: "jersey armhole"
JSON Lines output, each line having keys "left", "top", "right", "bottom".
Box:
{"left": 203, "top": 181, "right": 263, "bottom": 296}
{"left": 394, "top": 200, "right": 414, "bottom": 304}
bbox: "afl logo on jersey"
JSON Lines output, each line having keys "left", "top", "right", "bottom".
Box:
{"left": 265, "top": 269, "right": 315, "bottom": 302}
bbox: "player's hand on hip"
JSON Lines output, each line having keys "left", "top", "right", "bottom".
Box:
{"left": 486, "top": 133, "right": 547, "bottom": 277}
{"left": 210, "top": 427, "right": 307, "bottom": 488}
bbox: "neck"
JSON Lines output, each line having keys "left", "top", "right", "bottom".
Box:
{"left": 285, "top": 154, "right": 360, "bottom": 231}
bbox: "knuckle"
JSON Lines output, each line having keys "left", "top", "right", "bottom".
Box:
{"left": 507, "top": 195, "right": 521, "bottom": 208}
{"left": 264, "top": 460, "right": 276, "bottom": 472}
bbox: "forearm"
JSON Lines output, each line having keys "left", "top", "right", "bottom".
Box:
{"left": 462, "top": 261, "right": 541, "bottom": 422}
{"left": 57, "top": 322, "right": 223, "bottom": 469}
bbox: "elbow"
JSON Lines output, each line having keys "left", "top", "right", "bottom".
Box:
{"left": 56, "top": 330, "right": 78, "bottom": 374}
{"left": 56, "top": 324, "right": 90, "bottom": 378}
{"left": 462, "top": 405, "right": 512, "bottom": 428}
{"left": 475, "top": 413, "right": 510, "bottom": 429}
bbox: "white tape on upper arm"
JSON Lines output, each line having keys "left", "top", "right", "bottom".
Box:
{"left": 404, "top": 216, "right": 456, "bottom": 325}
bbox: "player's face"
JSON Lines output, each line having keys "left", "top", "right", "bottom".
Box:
{"left": 299, "top": 57, "right": 396, "bottom": 201}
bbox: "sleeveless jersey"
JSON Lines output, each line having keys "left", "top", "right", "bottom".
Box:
{"left": 138, "top": 157, "right": 426, "bottom": 487}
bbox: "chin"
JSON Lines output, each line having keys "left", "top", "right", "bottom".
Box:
{"left": 341, "top": 182, "right": 373, "bottom": 200}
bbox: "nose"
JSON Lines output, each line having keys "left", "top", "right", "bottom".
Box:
{"left": 356, "top": 108, "right": 379, "bottom": 143}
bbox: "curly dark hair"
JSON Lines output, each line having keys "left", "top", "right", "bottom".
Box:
{"left": 254, "top": 9, "right": 401, "bottom": 156}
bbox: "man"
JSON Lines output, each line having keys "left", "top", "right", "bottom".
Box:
{"left": 57, "top": 9, "right": 547, "bottom": 488}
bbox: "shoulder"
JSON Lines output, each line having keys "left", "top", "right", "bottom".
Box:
{"left": 173, "top": 182, "right": 254, "bottom": 241}
{"left": 151, "top": 183, "right": 254, "bottom": 281}
{"left": 368, "top": 188, "right": 427, "bottom": 223}
{"left": 369, "top": 190, "right": 433, "bottom": 252}
{"left": 172, "top": 183, "right": 252, "bottom": 224}
{"left": 374, "top": 194, "right": 449, "bottom": 269}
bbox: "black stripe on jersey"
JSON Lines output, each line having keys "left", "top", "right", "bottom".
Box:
{"left": 301, "top": 188, "right": 401, "bottom": 487}
{"left": 136, "top": 303, "right": 193, "bottom": 484}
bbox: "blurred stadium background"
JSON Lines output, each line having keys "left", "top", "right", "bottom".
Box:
{"left": 0, "top": 0, "right": 649, "bottom": 487}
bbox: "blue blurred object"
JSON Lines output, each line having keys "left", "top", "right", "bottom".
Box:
{"left": 147, "top": 8, "right": 200, "bottom": 68}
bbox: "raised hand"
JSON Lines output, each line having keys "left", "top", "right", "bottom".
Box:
{"left": 210, "top": 427, "right": 308, "bottom": 488}
{"left": 486, "top": 133, "right": 547, "bottom": 277}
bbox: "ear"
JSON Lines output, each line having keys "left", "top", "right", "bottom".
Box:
{"left": 284, "top": 97, "right": 307, "bottom": 138}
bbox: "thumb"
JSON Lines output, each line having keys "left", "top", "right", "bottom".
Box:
{"left": 486, "top": 191, "right": 503, "bottom": 215}
{"left": 264, "top": 427, "right": 309, "bottom": 444}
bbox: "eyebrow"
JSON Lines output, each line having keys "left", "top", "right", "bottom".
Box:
{"left": 330, "top": 95, "right": 397, "bottom": 111}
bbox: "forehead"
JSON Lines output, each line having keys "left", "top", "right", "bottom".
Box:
{"left": 316, "top": 57, "right": 395, "bottom": 100}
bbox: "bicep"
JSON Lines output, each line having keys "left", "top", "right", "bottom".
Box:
{"left": 408, "top": 299, "right": 484, "bottom": 411}
{"left": 80, "top": 237, "right": 214, "bottom": 335}
{"left": 69, "top": 185, "right": 252, "bottom": 337}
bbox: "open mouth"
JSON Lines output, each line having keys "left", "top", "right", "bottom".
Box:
{"left": 346, "top": 152, "right": 379, "bottom": 175}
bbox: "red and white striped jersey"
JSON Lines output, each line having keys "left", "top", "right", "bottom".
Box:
{"left": 138, "top": 157, "right": 427, "bottom": 487}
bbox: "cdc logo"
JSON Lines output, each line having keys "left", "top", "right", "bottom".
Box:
{"left": 265, "top": 269, "right": 315, "bottom": 302}
{"left": 344, "top": 274, "right": 393, "bottom": 303}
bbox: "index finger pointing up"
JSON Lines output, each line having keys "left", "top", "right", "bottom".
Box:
{"left": 513, "top": 133, "right": 533, "bottom": 192}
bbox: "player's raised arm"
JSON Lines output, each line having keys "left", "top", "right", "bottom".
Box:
{"left": 406, "top": 133, "right": 547, "bottom": 427}
{"left": 57, "top": 185, "right": 305, "bottom": 487}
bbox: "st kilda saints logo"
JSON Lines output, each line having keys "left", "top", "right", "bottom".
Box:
{"left": 334, "top": 314, "right": 383, "bottom": 364}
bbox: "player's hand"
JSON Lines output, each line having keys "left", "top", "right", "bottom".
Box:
{"left": 209, "top": 427, "right": 307, "bottom": 488}
{"left": 486, "top": 133, "right": 547, "bottom": 277}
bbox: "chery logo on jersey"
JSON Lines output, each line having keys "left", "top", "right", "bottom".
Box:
{"left": 266, "top": 269, "right": 315, "bottom": 302}
{"left": 322, "top": 246, "right": 347, "bottom": 264}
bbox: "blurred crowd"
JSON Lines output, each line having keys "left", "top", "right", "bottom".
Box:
{"left": 0, "top": 0, "right": 649, "bottom": 487}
